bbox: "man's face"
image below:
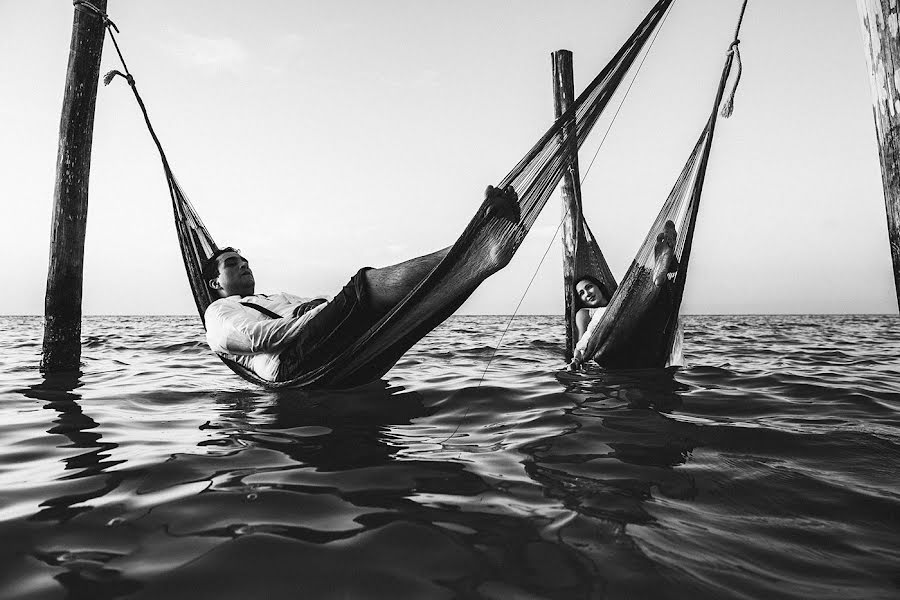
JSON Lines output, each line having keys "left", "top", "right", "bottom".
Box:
{"left": 210, "top": 251, "right": 255, "bottom": 297}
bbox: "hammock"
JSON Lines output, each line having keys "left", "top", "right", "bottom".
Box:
{"left": 567, "top": 209, "right": 682, "bottom": 368}
{"left": 573, "top": 1, "right": 747, "bottom": 369}
{"left": 99, "top": 0, "right": 673, "bottom": 388}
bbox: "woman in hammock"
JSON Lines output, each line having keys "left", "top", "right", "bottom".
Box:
{"left": 569, "top": 276, "right": 612, "bottom": 371}
{"left": 569, "top": 220, "right": 684, "bottom": 371}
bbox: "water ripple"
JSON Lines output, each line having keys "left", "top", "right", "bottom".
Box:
{"left": 0, "top": 314, "right": 898, "bottom": 599}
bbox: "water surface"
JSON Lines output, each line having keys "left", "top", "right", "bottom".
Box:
{"left": 1, "top": 314, "right": 898, "bottom": 599}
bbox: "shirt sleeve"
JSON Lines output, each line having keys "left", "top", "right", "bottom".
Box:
{"left": 205, "top": 299, "right": 324, "bottom": 355}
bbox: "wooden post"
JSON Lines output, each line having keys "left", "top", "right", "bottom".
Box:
{"left": 41, "top": 0, "right": 108, "bottom": 371}
{"left": 553, "top": 50, "right": 585, "bottom": 360}
{"left": 858, "top": 0, "right": 900, "bottom": 310}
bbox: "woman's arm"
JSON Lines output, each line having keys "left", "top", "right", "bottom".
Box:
{"left": 575, "top": 308, "right": 592, "bottom": 339}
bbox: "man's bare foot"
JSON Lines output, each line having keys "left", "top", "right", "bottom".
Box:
{"left": 465, "top": 184, "right": 521, "bottom": 275}
{"left": 482, "top": 184, "right": 520, "bottom": 223}
{"left": 652, "top": 236, "right": 677, "bottom": 286}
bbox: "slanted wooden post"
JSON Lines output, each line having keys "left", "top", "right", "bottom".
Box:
{"left": 41, "top": 0, "right": 108, "bottom": 371}
{"left": 553, "top": 50, "right": 585, "bottom": 360}
{"left": 858, "top": 0, "right": 900, "bottom": 310}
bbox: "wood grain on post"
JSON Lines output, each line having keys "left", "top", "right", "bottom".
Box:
{"left": 553, "top": 50, "right": 584, "bottom": 360}
{"left": 41, "top": 0, "right": 108, "bottom": 371}
{"left": 858, "top": 0, "right": 900, "bottom": 310}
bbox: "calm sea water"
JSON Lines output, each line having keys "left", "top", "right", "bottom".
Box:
{"left": 1, "top": 314, "right": 898, "bottom": 599}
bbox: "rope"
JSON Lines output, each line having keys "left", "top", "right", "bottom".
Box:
{"left": 479, "top": 0, "right": 676, "bottom": 371}
{"left": 720, "top": 41, "right": 742, "bottom": 118}
{"left": 72, "top": 0, "right": 119, "bottom": 33}
{"left": 432, "top": 203, "right": 569, "bottom": 447}
{"left": 581, "top": 0, "right": 674, "bottom": 180}
{"left": 87, "top": 4, "right": 178, "bottom": 186}
{"left": 661, "top": 0, "right": 751, "bottom": 344}
{"left": 720, "top": 0, "right": 750, "bottom": 119}
{"left": 435, "top": 3, "right": 677, "bottom": 444}
{"left": 732, "top": 0, "right": 749, "bottom": 40}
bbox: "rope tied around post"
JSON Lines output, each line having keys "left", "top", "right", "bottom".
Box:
{"left": 85, "top": 2, "right": 178, "bottom": 183}
{"left": 72, "top": 0, "right": 119, "bottom": 32}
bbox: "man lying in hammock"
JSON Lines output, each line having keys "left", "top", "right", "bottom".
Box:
{"left": 202, "top": 185, "right": 520, "bottom": 383}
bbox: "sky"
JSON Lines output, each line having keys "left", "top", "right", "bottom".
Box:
{"left": 1, "top": 0, "right": 896, "bottom": 315}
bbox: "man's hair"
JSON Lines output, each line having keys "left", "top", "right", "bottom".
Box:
{"left": 574, "top": 274, "right": 611, "bottom": 307}
{"left": 202, "top": 247, "right": 238, "bottom": 283}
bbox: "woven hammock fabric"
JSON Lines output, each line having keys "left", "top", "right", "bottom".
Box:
{"left": 576, "top": 43, "right": 738, "bottom": 368}
{"left": 576, "top": 218, "right": 617, "bottom": 298}
{"left": 118, "top": 0, "right": 673, "bottom": 388}
{"left": 566, "top": 204, "right": 618, "bottom": 359}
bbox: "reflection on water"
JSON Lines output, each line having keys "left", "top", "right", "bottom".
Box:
{"left": 0, "top": 315, "right": 899, "bottom": 599}
{"left": 23, "top": 372, "right": 125, "bottom": 523}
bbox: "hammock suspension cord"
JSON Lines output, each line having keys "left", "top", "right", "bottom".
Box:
{"left": 580, "top": 4, "right": 675, "bottom": 182}
{"left": 74, "top": 0, "right": 183, "bottom": 201}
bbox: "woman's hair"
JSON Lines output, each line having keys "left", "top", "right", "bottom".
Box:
{"left": 574, "top": 274, "right": 611, "bottom": 307}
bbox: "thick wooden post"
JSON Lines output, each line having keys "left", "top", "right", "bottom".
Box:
{"left": 41, "top": 0, "right": 108, "bottom": 371}
{"left": 858, "top": 0, "right": 900, "bottom": 310}
{"left": 553, "top": 50, "right": 585, "bottom": 360}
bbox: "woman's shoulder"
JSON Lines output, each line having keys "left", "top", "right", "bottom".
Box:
{"left": 575, "top": 307, "right": 593, "bottom": 326}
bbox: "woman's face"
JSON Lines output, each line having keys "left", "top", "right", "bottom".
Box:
{"left": 576, "top": 279, "right": 605, "bottom": 308}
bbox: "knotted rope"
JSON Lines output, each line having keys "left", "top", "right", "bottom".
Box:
{"left": 73, "top": 0, "right": 177, "bottom": 186}
{"left": 720, "top": 0, "right": 749, "bottom": 118}
{"left": 73, "top": 1, "right": 139, "bottom": 92}
{"left": 720, "top": 40, "right": 742, "bottom": 118}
